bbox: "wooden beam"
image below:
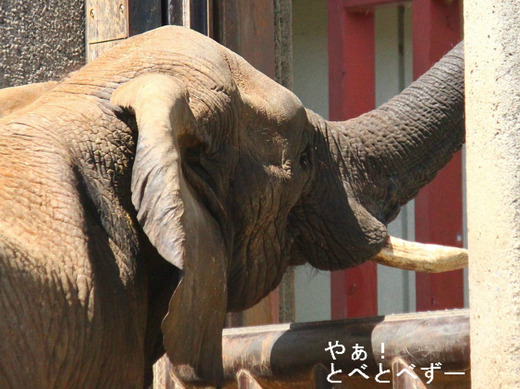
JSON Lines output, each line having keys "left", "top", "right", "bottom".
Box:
{"left": 328, "top": 2, "right": 375, "bottom": 119}
{"left": 329, "top": 0, "right": 378, "bottom": 319}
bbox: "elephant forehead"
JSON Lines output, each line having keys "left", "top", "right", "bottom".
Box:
{"left": 231, "top": 54, "right": 306, "bottom": 128}
{"left": 229, "top": 57, "right": 307, "bottom": 164}
{"left": 63, "top": 26, "right": 236, "bottom": 97}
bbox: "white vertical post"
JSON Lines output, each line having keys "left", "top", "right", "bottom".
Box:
{"left": 465, "top": 1, "right": 520, "bottom": 387}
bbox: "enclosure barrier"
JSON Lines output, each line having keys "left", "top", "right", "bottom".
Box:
{"left": 158, "top": 309, "right": 469, "bottom": 388}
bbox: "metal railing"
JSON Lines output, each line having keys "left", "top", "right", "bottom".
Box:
{"left": 155, "top": 309, "right": 470, "bottom": 388}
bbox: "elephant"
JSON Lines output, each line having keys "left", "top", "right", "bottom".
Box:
{"left": 0, "top": 26, "right": 465, "bottom": 387}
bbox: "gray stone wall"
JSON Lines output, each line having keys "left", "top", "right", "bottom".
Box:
{"left": 0, "top": 0, "right": 85, "bottom": 87}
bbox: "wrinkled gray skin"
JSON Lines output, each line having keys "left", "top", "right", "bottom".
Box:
{"left": 0, "top": 26, "right": 464, "bottom": 387}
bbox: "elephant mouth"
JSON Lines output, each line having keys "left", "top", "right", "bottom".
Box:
{"left": 371, "top": 236, "right": 468, "bottom": 273}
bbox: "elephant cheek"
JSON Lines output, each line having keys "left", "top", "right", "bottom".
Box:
{"left": 292, "top": 195, "right": 387, "bottom": 271}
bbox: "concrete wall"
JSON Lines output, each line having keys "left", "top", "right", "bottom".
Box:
{"left": 0, "top": 0, "right": 85, "bottom": 88}
{"left": 466, "top": 1, "right": 520, "bottom": 386}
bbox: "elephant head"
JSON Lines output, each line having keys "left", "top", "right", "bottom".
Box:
{"left": 0, "top": 26, "right": 465, "bottom": 386}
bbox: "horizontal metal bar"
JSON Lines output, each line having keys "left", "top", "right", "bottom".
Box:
{"left": 340, "top": 0, "right": 410, "bottom": 10}
{"left": 222, "top": 309, "right": 469, "bottom": 383}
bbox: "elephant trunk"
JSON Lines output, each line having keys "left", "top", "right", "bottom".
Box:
{"left": 295, "top": 42, "right": 465, "bottom": 272}
{"left": 331, "top": 42, "right": 464, "bottom": 225}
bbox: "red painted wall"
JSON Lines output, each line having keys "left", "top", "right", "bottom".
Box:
{"left": 329, "top": 0, "right": 378, "bottom": 319}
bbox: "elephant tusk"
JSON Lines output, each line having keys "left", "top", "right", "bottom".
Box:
{"left": 371, "top": 236, "right": 468, "bottom": 273}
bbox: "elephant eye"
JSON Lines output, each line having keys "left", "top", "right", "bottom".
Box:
{"left": 299, "top": 145, "right": 313, "bottom": 170}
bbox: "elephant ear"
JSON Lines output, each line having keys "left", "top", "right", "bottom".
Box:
{"left": 111, "top": 74, "right": 228, "bottom": 385}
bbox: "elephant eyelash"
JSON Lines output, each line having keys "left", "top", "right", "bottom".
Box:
{"left": 299, "top": 145, "right": 313, "bottom": 170}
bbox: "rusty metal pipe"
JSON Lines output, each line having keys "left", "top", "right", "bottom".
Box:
{"left": 222, "top": 309, "right": 469, "bottom": 383}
